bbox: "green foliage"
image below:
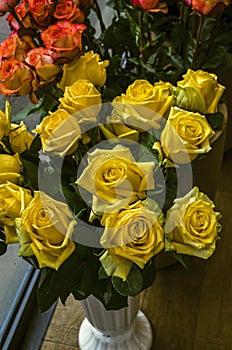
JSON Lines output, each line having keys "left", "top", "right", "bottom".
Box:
{"left": 11, "top": 100, "right": 43, "bottom": 122}
{"left": 172, "top": 252, "right": 189, "bottom": 270}
{"left": 21, "top": 159, "right": 38, "bottom": 190}
{"left": 140, "top": 258, "right": 157, "bottom": 290}
{"left": 48, "top": 250, "right": 84, "bottom": 302}
{"left": 92, "top": 277, "right": 128, "bottom": 310}
{"left": 206, "top": 111, "right": 224, "bottom": 130}
{"left": 88, "top": 0, "right": 232, "bottom": 87}
{"left": 0, "top": 241, "right": 7, "bottom": 256}
{"left": 37, "top": 247, "right": 85, "bottom": 311}
{"left": 163, "top": 167, "right": 178, "bottom": 213}
{"left": 37, "top": 269, "right": 59, "bottom": 312}
{"left": 112, "top": 264, "right": 144, "bottom": 296}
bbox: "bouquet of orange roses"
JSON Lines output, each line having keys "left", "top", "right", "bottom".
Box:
{"left": 0, "top": 0, "right": 226, "bottom": 311}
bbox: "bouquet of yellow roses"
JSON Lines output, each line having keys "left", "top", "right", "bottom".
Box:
{"left": 0, "top": 0, "right": 225, "bottom": 311}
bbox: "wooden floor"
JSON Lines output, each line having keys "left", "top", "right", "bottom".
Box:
{"left": 40, "top": 150, "right": 232, "bottom": 350}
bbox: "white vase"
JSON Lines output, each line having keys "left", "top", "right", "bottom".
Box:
{"left": 78, "top": 294, "right": 153, "bottom": 350}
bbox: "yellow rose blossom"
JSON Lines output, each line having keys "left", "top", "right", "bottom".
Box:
{"left": 160, "top": 106, "right": 215, "bottom": 164}
{"left": 0, "top": 111, "right": 9, "bottom": 141}
{"left": 15, "top": 192, "right": 76, "bottom": 270}
{"left": 164, "top": 187, "right": 221, "bottom": 259}
{"left": 99, "top": 123, "right": 139, "bottom": 141}
{"left": 0, "top": 110, "right": 7, "bottom": 141}
{"left": 33, "top": 109, "right": 81, "bottom": 156}
{"left": 76, "top": 145, "right": 155, "bottom": 216}
{"left": 0, "top": 153, "right": 22, "bottom": 184}
{"left": 95, "top": 158, "right": 149, "bottom": 202}
{"left": 0, "top": 182, "right": 33, "bottom": 244}
{"left": 112, "top": 79, "right": 174, "bottom": 130}
{"left": 100, "top": 200, "right": 164, "bottom": 281}
{"left": 0, "top": 100, "right": 11, "bottom": 141}
{"left": 99, "top": 117, "right": 139, "bottom": 142}
{"left": 9, "top": 122, "right": 34, "bottom": 154}
{"left": 57, "top": 51, "right": 109, "bottom": 90}
{"left": 58, "top": 79, "right": 102, "bottom": 119}
{"left": 176, "top": 69, "right": 225, "bottom": 114}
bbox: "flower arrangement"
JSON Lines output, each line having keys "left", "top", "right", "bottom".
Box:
{"left": 0, "top": 0, "right": 228, "bottom": 312}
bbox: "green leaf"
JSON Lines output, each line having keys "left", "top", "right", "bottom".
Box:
{"left": 98, "top": 265, "right": 109, "bottom": 280}
{"left": 37, "top": 84, "right": 63, "bottom": 114}
{"left": 82, "top": 255, "right": 100, "bottom": 295}
{"left": 172, "top": 252, "right": 189, "bottom": 270}
{"left": 28, "top": 135, "right": 42, "bottom": 155}
{"left": 72, "top": 285, "right": 88, "bottom": 300}
{"left": 201, "top": 16, "right": 216, "bottom": 42}
{"left": 104, "top": 17, "right": 136, "bottom": 55}
{"left": 37, "top": 269, "right": 58, "bottom": 312}
{"left": 11, "top": 100, "right": 43, "bottom": 122}
{"left": 0, "top": 230, "right": 5, "bottom": 241}
{"left": 0, "top": 241, "right": 7, "bottom": 255}
{"left": 21, "top": 159, "right": 38, "bottom": 190}
{"left": 139, "top": 131, "right": 160, "bottom": 162}
{"left": 48, "top": 250, "right": 84, "bottom": 300}
{"left": 206, "top": 112, "right": 224, "bottom": 130}
{"left": 23, "top": 255, "right": 40, "bottom": 269}
{"left": 102, "top": 86, "right": 119, "bottom": 101}
{"left": 112, "top": 264, "right": 143, "bottom": 296}
{"left": 61, "top": 185, "right": 80, "bottom": 215}
{"left": 92, "top": 278, "right": 128, "bottom": 310}
{"left": 163, "top": 167, "right": 177, "bottom": 213}
{"left": 202, "top": 45, "right": 227, "bottom": 70}
{"left": 141, "top": 259, "right": 156, "bottom": 290}
{"left": 140, "top": 61, "right": 157, "bottom": 74}
{"left": 75, "top": 243, "right": 94, "bottom": 261}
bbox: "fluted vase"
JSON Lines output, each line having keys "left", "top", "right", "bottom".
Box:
{"left": 78, "top": 294, "right": 153, "bottom": 350}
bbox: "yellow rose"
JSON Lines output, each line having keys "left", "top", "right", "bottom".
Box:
{"left": 0, "top": 182, "right": 32, "bottom": 243}
{"left": 112, "top": 79, "right": 174, "bottom": 130}
{"left": 0, "top": 110, "right": 7, "bottom": 141}
{"left": 0, "top": 100, "right": 11, "bottom": 141}
{"left": 176, "top": 69, "right": 225, "bottom": 114}
{"left": 0, "top": 153, "right": 22, "bottom": 184}
{"left": 164, "top": 187, "right": 221, "bottom": 259}
{"left": 33, "top": 109, "right": 81, "bottom": 157}
{"left": 58, "top": 79, "right": 102, "bottom": 119}
{"left": 99, "top": 118, "right": 139, "bottom": 142}
{"left": 16, "top": 192, "right": 76, "bottom": 270}
{"left": 9, "top": 122, "right": 34, "bottom": 154}
{"left": 160, "top": 106, "right": 215, "bottom": 164}
{"left": 57, "top": 51, "right": 109, "bottom": 90}
{"left": 100, "top": 200, "right": 164, "bottom": 281}
{"left": 76, "top": 145, "right": 155, "bottom": 215}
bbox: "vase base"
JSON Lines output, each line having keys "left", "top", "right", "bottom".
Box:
{"left": 78, "top": 310, "right": 153, "bottom": 350}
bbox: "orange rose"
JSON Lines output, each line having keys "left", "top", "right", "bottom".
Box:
{"left": 41, "top": 21, "right": 86, "bottom": 62}
{"left": 25, "top": 48, "right": 61, "bottom": 84}
{"left": 53, "top": 0, "right": 85, "bottom": 23}
{"left": 0, "top": 0, "right": 19, "bottom": 15}
{"left": 184, "top": 0, "right": 230, "bottom": 16}
{"left": 6, "top": 2, "right": 33, "bottom": 31}
{"left": 0, "top": 33, "right": 36, "bottom": 62}
{"left": 25, "top": 0, "right": 54, "bottom": 27}
{"left": 130, "top": 0, "right": 168, "bottom": 13}
{"left": 0, "top": 58, "right": 38, "bottom": 97}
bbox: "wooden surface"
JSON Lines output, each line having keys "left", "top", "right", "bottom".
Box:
{"left": 40, "top": 150, "right": 232, "bottom": 350}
